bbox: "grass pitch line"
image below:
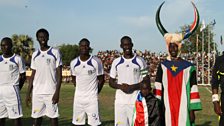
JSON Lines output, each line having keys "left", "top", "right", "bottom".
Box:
{"left": 205, "top": 87, "right": 212, "bottom": 94}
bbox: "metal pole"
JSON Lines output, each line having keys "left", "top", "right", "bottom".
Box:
{"left": 196, "top": 34, "right": 199, "bottom": 84}
{"left": 208, "top": 25, "right": 211, "bottom": 85}
{"left": 202, "top": 29, "right": 204, "bottom": 84}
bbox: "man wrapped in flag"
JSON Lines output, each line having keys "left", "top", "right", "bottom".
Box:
{"left": 211, "top": 52, "right": 224, "bottom": 126}
{"left": 153, "top": 33, "right": 202, "bottom": 126}
{"left": 154, "top": 2, "right": 202, "bottom": 125}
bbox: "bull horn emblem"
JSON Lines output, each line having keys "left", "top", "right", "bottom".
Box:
{"left": 155, "top": 1, "right": 200, "bottom": 40}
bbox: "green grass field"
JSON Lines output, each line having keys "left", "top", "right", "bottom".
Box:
{"left": 4, "top": 83, "right": 219, "bottom": 126}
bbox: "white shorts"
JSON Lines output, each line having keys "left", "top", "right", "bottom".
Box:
{"left": 72, "top": 97, "right": 101, "bottom": 126}
{"left": 31, "top": 94, "right": 59, "bottom": 118}
{"left": 115, "top": 103, "right": 135, "bottom": 126}
{"left": 0, "top": 85, "right": 23, "bottom": 119}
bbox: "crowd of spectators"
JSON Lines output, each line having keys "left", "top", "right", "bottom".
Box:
{"left": 96, "top": 50, "right": 217, "bottom": 84}
{"left": 34, "top": 49, "right": 217, "bottom": 84}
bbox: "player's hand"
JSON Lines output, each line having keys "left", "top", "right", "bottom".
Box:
{"left": 25, "top": 94, "right": 31, "bottom": 107}
{"left": 119, "top": 84, "right": 128, "bottom": 93}
{"left": 213, "top": 101, "right": 223, "bottom": 116}
{"left": 52, "top": 92, "right": 60, "bottom": 104}
{"left": 189, "top": 110, "right": 195, "bottom": 123}
{"left": 121, "top": 84, "right": 133, "bottom": 94}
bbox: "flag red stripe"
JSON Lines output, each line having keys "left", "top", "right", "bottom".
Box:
{"left": 190, "top": 92, "right": 200, "bottom": 99}
{"left": 190, "top": 7, "right": 198, "bottom": 32}
{"left": 167, "top": 70, "right": 183, "bottom": 126}
{"left": 153, "top": 89, "right": 162, "bottom": 96}
{"left": 135, "top": 101, "right": 145, "bottom": 126}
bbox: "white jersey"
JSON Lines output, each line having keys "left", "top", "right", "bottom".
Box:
{"left": 31, "top": 47, "right": 62, "bottom": 95}
{"left": 0, "top": 54, "right": 25, "bottom": 86}
{"left": 110, "top": 54, "right": 147, "bottom": 104}
{"left": 70, "top": 55, "right": 104, "bottom": 100}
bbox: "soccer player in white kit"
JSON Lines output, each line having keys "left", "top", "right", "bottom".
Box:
{"left": 70, "top": 38, "right": 104, "bottom": 126}
{"left": 0, "top": 37, "right": 26, "bottom": 126}
{"left": 109, "top": 36, "right": 149, "bottom": 126}
{"left": 25, "top": 28, "right": 62, "bottom": 126}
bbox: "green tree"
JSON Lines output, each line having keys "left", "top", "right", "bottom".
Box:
{"left": 58, "top": 44, "right": 79, "bottom": 66}
{"left": 180, "top": 23, "right": 218, "bottom": 54}
{"left": 11, "top": 34, "right": 35, "bottom": 66}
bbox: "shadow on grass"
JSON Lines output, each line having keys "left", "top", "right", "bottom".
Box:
{"left": 4, "top": 118, "right": 113, "bottom": 126}
{"left": 196, "top": 121, "right": 213, "bottom": 126}
{"left": 102, "top": 120, "right": 114, "bottom": 126}
{"left": 4, "top": 117, "right": 73, "bottom": 126}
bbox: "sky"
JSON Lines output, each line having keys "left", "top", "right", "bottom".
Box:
{"left": 0, "top": 0, "right": 223, "bottom": 54}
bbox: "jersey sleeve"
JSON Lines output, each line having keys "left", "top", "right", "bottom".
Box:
{"left": 189, "top": 66, "right": 202, "bottom": 111}
{"left": 70, "top": 60, "right": 76, "bottom": 76}
{"left": 142, "top": 58, "right": 148, "bottom": 70}
{"left": 30, "top": 53, "right": 36, "bottom": 70}
{"left": 56, "top": 49, "right": 63, "bottom": 68}
{"left": 139, "top": 57, "right": 149, "bottom": 78}
{"left": 94, "top": 57, "right": 104, "bottom": 76}
{"left": 110, "top": 59, "right": 117, "bottom": 79}
{"left": 211, "top": 58, "right": 220, "bottom": 89}
{"left": 18, "top": 56, "right": 26, "bottom": 74}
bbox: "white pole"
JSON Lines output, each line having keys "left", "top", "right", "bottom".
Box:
{"left": 196, "top": 34, "right": 199, "bottom": 84}
{"left": 202, "top": 29, "right": 205, "bottom": 84}
{"left": 208, "top": 26, "right": 211, "bottom": 85}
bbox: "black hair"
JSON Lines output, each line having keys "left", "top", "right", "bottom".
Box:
{"left": 1, "top": 37, "right": 13, "bottom": 47}
{"left": 79, "top": 38, "right": 90, "bottom": 45}
{"left": 120, "top": 36, "right": 132, "bottom": 44}
{"left": 140, "top": 78, "right": 151, "bottom": 89}
{"left": 36, "top": 28, "right": 49, "bottom": 38}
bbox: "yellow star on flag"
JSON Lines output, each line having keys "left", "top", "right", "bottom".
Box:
{"left": 171, "top": 65, "right": 178, "bottom": 72}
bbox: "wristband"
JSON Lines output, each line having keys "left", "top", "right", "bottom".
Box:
{"left": 212, "top": 94, "right": 219, "bottom": 102}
